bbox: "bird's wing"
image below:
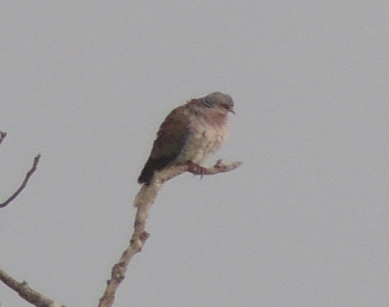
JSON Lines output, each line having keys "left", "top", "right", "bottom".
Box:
{"left": 138, "top": 105, "right": 190, "bottom": 184}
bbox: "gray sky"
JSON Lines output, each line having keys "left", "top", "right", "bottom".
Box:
{"left": 1, "top": 2, "right": 388, "bottom": 306}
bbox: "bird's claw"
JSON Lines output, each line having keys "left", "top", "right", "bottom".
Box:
{"left": 187, "top": 162, "right": 209, "bottom": 177}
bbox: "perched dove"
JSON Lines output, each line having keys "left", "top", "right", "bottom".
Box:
{"left": 138, "top": 92, "right": 234, "bottom": 184}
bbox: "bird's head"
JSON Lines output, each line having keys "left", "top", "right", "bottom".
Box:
{"left": 201, "top": 92, "right": 235, "bottom": 115}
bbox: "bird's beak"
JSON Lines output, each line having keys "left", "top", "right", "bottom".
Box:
{"left": 221, "top": 103, "right": 235, "bottom": 114}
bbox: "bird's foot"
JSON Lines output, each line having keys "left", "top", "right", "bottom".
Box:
{"left": 186, "top": 162, "right": 209, "bottom": 177}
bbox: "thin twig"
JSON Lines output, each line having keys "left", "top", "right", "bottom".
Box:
{"left": 0, "top": 267, "right": 65, "bottom": 307}
{"left": 98, "top": 160, "right": 242, "bottom": 307}
{"left": 0, "top": 133, "right": 55, "bottom": 306}
{"left": 0, "top": 154, "right": 41, "bottom": 208}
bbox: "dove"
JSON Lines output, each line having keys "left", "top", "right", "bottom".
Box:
{"left": 138, "top": 92, "right": 234, "bottom": 184}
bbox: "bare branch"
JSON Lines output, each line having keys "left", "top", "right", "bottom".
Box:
{"left": 0, "top": 133, "right": 54, "bottom": 306}
{"left": 0, "top": 267, "right": 65, "bottom": 307}
{"left": 0, "top": 154, "right": 41, "bottom": 208}
{"left": 98, "top": 160, "right": 242, "bottom": 307}
{"left": 0, "top": 131, "right": 7, "bottom": 146}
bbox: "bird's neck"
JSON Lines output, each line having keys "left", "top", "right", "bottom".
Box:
{"left": 188, "top": 100, "right": 228, "bottom": 127}
{"left": 203, "top": 109, "right": 228, "bottom": 127}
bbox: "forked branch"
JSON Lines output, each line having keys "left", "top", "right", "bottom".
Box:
{"left": 0, "top": 131, "right": 61, "bottom": 306}
{"left": 0, "top": 129, "right": 240, "bottom": 307}
{"left": 98, "top": 160, "right": 242, "bottom": 307}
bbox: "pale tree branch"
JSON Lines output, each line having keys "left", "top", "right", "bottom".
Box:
{"left": 98, "top": 160, "right": 242, "bottom": 307}
{"left": 1, "top": 129, "right": 241, "bottom": 307}
{"left": 0, "top": 265, "right": 65, "bottom": 307}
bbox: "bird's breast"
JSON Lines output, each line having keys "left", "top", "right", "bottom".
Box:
{"left": 177, "top": 114, "right": 228, "bottom": 164}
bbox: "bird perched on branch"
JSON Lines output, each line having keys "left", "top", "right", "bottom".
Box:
{"left": 138, "top": 92, "right": 235, "bottom": 185}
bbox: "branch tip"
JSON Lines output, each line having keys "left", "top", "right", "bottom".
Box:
{"left": 0, "top": 154, "right": 41, "bottom": 208}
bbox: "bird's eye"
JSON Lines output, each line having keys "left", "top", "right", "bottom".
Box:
{"left": 203, "top": 99, "right": 213, "bottom": 108}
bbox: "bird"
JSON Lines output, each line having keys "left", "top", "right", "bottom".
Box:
{"left": 138, "top": 91, "right": 235, "bottom": 185}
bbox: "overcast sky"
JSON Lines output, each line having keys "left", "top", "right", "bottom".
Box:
{"left": 1, "top": 2, "right": 389, "bottom": 307}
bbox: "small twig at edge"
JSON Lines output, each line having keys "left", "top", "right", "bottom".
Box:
{"left": 0, "top": 154, "right": 41, "bottom": 208}
{"left": 0, "top": 131, "right": 7, "bottom": 145}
